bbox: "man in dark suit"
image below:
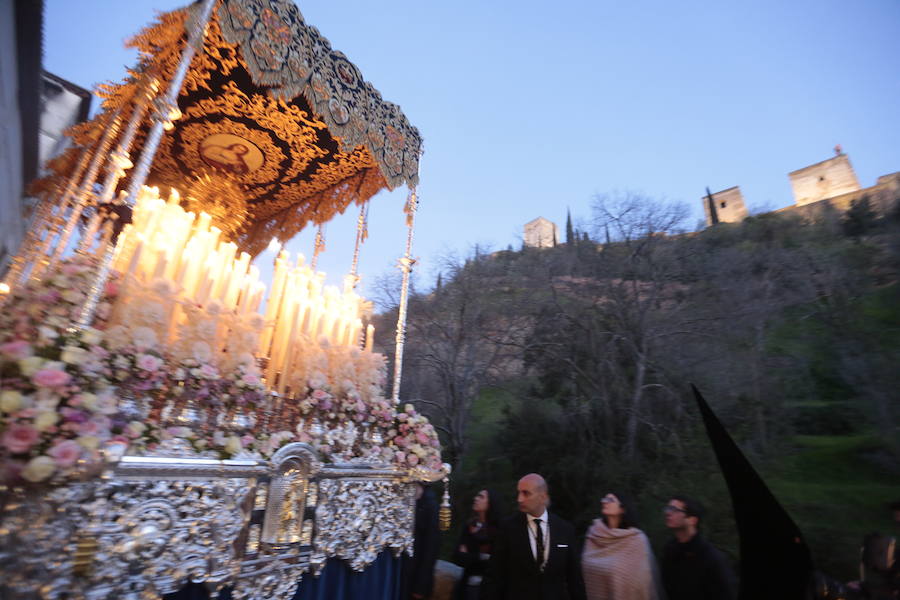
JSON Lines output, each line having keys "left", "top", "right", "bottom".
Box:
{"left": 482, "top": 473, "right": 586, "bottom": 600}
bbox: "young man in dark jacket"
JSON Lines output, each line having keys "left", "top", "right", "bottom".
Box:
{"left": 660, "top": 496, "right": 737, "bottom": 600}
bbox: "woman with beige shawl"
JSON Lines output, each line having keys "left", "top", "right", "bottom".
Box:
{"left": 582, "top": 492, "right": 664, "bottom": 600}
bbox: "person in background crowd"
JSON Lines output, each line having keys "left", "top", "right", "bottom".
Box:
{"left": 454, "top": 488, "right": 503, "bottom": 600}
{"left": 401, "top": 484, "right": 441, "bottom": 600}
{"left": 659, "top": 496, "right": 736, "bottom": 600}
{"left": 482, "top": 473, "right": 586, "bottom": 600}
{"left": 582, "top": 491, "right": 663, "bottom": 600}
{"left": 851, "top": 499, "right": 900, "bottom": 600}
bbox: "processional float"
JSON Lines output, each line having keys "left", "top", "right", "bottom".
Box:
{"left": 0, "top": 1, "right": 448, "bottom": 598}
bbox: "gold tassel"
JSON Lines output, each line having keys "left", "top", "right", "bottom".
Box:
{"left": 439, "top": 476, "right": 451, "bottom": 532}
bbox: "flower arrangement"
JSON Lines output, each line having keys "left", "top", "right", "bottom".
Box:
{"left": 388, "top": 404, "right": 443, "bottom": 471}
{"left": 0, "top": 257, "right": 120, "bottom": 484}
{"left": 0, "top": 257, "right": 445, "bottom": 483}
{"left": 220, "top": 357, "right": 266, "bottom": 413}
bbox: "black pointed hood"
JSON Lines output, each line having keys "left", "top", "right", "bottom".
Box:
{"left": 691, "top": 384, "right": 813, "bottom": 599}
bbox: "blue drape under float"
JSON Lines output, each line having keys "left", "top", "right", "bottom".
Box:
{"left": 293, "top": 551, "right": 402, "bottom": 600}
{"left": 161, "top": 551, "right": 401, "bottom": 600}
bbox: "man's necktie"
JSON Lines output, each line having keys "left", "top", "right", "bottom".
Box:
{"left": 533, "top": 518, "right": 544, "bottom": 569}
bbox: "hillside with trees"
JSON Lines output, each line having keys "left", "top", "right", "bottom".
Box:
{"left": 374, "top": 193, "right": 900, "bottom": 579}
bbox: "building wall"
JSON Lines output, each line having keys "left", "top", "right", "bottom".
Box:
{"left": 789, "top": 154, "right": 861, "bottom": 206}
{"left": 524, "top": 218, "right": 558, "bottom": 248}
{"left": 0, "top": 0, "right": 25, "bottom": 268}
{"left": 776, "top": 171, "right": 900, "bottom": 220}
{"left": 702, "top": 186, "right": 748, "bottom": 226}
{"left": 38, "top": 73, "right": 91, "bottom": 174}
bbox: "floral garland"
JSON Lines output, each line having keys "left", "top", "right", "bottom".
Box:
{"left": 1, "top": 257, "right": 444, "bottom": 485}
{"left": 0, "top": 257, "right": 126, "bottom": 484}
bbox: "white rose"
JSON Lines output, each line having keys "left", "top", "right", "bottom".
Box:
{"left": 77, "top": 436, "right": 100, "bottom": 450}
{"left": 132, "top": 326, "right": 158, "bottom": 349}
{"left": 21, "top": 456, "right": 56, "bottom": 482}
{"left": 126, "top": 421, "right": 147, "bottom": 436}
{"left": 60, "top": 345, "right": 88, "bottom": 365}
{"left": 38, "top": 326, "right": 59, "bottom": 341}
{"left": 35, "top": 410, "right": 59, "bottom": 431}
{"left": 79, "top": 393, "right": 98, "bottom": 410}
{"left": 62, "top": 289, "right": 85, "bottom": 303}
{"left": 18, "top": 356, "right": 46, "bottom": 376}
{"left": 95, "top": 392, "right": 118, "bottom": 415}
{"left": 191, "top": 341, "right": 212, "bottom": 363}
{"left": 80, "top": 328, "right": 103, "bottom": 346}
{"left": 0, "top": 390, "right": 24, "bottom": 412}
{"left": 103, "top": 325, "right": 130, "bottom": 349}
{"left": 224, "top": 436, "right": 243, "bottom": 455}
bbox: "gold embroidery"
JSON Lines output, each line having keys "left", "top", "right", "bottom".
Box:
{"left": 33, "top": 0, "right": 419, "bottom": 256}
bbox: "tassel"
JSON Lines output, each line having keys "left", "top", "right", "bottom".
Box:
{"left": 439, "top": 476, "right": 451, "bottom": 532}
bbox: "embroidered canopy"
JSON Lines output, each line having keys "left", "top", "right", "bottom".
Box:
{"left": 40, "top": 0, "right": 421, "bottom": 256}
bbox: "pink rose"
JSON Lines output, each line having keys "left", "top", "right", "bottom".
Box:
{"left": 312, "top": 389, "right": 328, "bottom": 400}
{"left": 2, "top": 423, "right": 40, "bottom": 453}
{"left": 104, "top": 281, "right": 119, "bottom": 297}
{"left": 79, "top": 420, "right": 102, "bottom": 436}
{"left": 198, "top": 364, "right": 219, "bottom": 379}
{"left": 241, "top": 374, "right": 260, "bottom": 386}
{"left": 407, "top": 453, "right": 420, "bottom": 466}
{"left": 32, "top": 368, "right": 71, "bottom": 388}
{"left": 0, "top": 340, "right": 32, "bottom": 360}
{"left": 416, "top": 432, "right": 431, "bottom": 445}
{"left": 48, "top": 439, "right": 82, "bottom": 467}
{"left": 136, "top": 354, "right": 163, "bottom": 372}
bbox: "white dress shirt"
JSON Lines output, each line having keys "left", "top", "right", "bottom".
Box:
{"left": 526, "top": 509, "right": 550, "bottom": 566}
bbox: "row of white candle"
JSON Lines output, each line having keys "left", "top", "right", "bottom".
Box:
{"left": 107, "top": 185, "right": 377, "bottom": 393}
{"left": 111, "top": 187, "right": 267, "bottom": 351}
{"left": 259, "top": 249, "right": 375, "bottom": 393}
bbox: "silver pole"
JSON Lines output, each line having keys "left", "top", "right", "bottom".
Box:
{"left": 33, "top": 110, "right": 124, "bottom": 279}
{"left": 72, "top": 0, "right": 218, "bottom": 331}
{"left": 391, "top": 187, "right": 418, "bottom": 403}
{"left": 123, "top": 0, "right": 217, "bottom": 204}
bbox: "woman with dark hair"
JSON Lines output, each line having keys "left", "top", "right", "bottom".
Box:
{"left": 582, "top": 491, "right": 664, "bottom": 600}
{"left": 454, "top": 488, "right": 502, "bottom": 600}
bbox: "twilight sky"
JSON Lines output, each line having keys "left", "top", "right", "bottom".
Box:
{"left": 44, "top": 0, "right": 900, "bottom": 294}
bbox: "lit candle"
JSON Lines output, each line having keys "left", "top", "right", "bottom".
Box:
{"left": 364, "top": 324, "right": 374, "bottom": 352}
{"left": 125, "top": 236, "right": 145, "bottom": 278}
{"left": 196, "top": 275, "right": 215, "bottom": 305}
{"left": 195, "top": 211, "right": 212, "bottom": 234}
{"left": 350, "top": 319, "right": 363, "bottom": 348}
{"left": 151, "top": 246, "right": 168, "bottom": 281}
{"left": 259, "top": 252, "right": 288, "bottom": 355}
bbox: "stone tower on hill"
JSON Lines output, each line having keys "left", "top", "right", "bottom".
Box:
{"left": 703, "top": 186, "right": 749, "bottom": 226}
{"left": 789, "top": 151, "right": 861, "bottom": 206}
{"left": 524, "top": 217, "right": 558, "bottom": 248}
{"left": 701, "top": 149, "right": 898, "bottom": 227}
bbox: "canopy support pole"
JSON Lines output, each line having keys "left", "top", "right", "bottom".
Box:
{"left": 391, "top": 187, "right": 418, "bottom": 403}
{"left": 72, "top": 0, "right": 218, "bottom": 331}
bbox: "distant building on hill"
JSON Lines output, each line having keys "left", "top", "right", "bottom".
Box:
{"left": 702, "top": 186, "right": 748, "bottom": 225}
{"left": 524, "top": 217, "right": 558, "bottom": 248}
{"left": 788, "top": 151, "right": 860, "bottom": 206}
{"left": 702, "top": 148, "right": 900, "bottom": 227}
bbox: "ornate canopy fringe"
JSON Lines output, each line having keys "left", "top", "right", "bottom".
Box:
{"left": 36, "top": 0, "right": 422, "bottom": 255}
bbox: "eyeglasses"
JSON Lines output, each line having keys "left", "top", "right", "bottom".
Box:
{"left": 663, "top": 505, "right": 688, "bottom": 514}
{"left": 601, "top": 496, "right": 618, "bottom": 504}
